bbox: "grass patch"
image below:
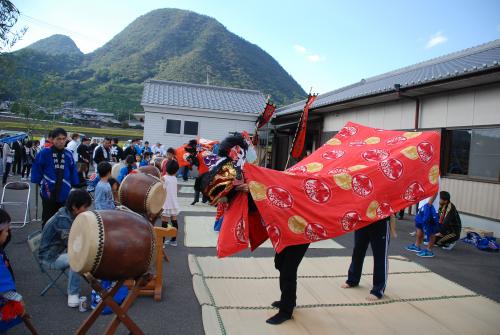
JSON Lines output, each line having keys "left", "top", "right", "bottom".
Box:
{"left": 0, "top": 120, "right": 143, "bottom": 138}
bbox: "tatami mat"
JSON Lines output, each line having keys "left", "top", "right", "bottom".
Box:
{"left": 184, "top": 216, "right": 344, "bottom": 249}
{"left": 178, "top": 198, "right": 217, "bottom": 213}
{"left": 179, "top": 186, "right": 195, "bottom": 194}
{"left": 189, "top": 255, "right": 500, "bottom": 335}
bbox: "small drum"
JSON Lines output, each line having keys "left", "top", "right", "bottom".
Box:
{"left": 111, "top": 162, "right": 125, "bottom": 180}
{"left": 68, "top": 209, "right": 155, "bottom": 280}
{"left": 118, "top": 173, "right": 166, "bottom": 217}
{"left": 137, "top": 165, "right": 161, "bottom": 178}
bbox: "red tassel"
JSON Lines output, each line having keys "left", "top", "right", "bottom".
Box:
{"left": 1, "top": 300, "right": 24, "bottom": 321}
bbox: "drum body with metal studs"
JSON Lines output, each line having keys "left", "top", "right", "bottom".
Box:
{"left": 137, "top": 165, "right": 161, "bottom": 178}
{"left": 68, "top": 209, "right": 155, "bottom": 280}
{"left": 118, "top": 172, "right": 166, "bottom": 217}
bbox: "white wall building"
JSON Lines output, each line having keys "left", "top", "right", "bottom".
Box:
{"left": 141, "top": 80, "right": 265, "bottom": 148}
{"left": 273, "top": 40, "right": 500, "bottom": 235}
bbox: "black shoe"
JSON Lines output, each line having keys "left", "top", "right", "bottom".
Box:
{"left": 271, "top": 301, "right": 280, "bottom": 308}
{"left": 190, "top": 201, "right": 198, "bottom": 206}
{"left": 266, "top": 312, "right": 292, "bottom": 325}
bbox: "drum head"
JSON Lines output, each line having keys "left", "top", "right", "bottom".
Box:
{"left": 111, "top": 162, "right": 125, "bottom": 180}
{"left": 146, "top": 181, "right": 166, "bottom": 215}
{"left": 68, "top": 211, "right": 102, "bottom": 274}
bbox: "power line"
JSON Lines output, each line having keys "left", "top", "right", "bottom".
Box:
{"left": 19, "top": 13, "right": 104, "bottom": 43}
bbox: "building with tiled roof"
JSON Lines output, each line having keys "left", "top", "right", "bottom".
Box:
{"left": 141, "top": 80, "right": 265, "bottom": 148}
{"left": 272, "top": 40, "right": 500, "bottom": 233}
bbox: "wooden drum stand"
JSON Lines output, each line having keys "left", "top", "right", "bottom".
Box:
{"left": 76, "top": 273, "right": 150, "bottom": 335}
{"left": 125, "top": 225, "right": 177, "bottom": 301}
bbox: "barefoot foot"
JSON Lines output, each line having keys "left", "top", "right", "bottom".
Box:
{"left": 366, "top": 294, "right": 381, "bottom": 301}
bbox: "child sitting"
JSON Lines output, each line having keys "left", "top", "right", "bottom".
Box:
{"left": 141, "top": 152, "right": 152, "bottom": 166}
{"left": 94, "top": 162, "right": 115, "bottom": 210}
{"left": 161, "top": 160, "right": 180, "bottom": 247}
{"left": 38, "top": 189, "right": 92, "bottom": 308}
{"left": 0, "top": 209, "right": 25, "bottom": 332}
{"left": 117, "top": 155, "right": 137, "bottom": 183}
{"left": 135, "top": 154, "right": 144, "bottom": 168}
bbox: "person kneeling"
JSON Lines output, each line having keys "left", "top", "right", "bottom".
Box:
{"left": 38, "top": 189, "right": 92, "bottom": 308}
{"left": 435, "top": 191, "right": 461, "bottom": 250}
{"left": 405, "top": 202, "right": 440, "bottom": 258}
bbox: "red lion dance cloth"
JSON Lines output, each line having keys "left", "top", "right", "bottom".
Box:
{"left": 216, "top": 122, "right": 440, "bottom": 257}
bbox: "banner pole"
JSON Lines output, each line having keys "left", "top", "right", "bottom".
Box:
{"left": 264, "top": 121, "right": 270, "bottom": 168}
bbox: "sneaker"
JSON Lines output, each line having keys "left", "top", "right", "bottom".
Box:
{"left": 417, "top": 249, "right": 435, "bottom": 258}
{"left": 409, "top": 231, "right": 416, "bottom": 236}
{"left": 441, "top": 242, "right": 456, "bottom": 251}
{"left": 405, "top": 244, "right": 421, "bottom": 252}
{"left": 170, "top": 240, "right": 178, "bottom": 247}
{"left": 163, "top": 240, "right": 171, "bottom": 247}
{"left": 68, "top": 294, "right": 80, "bottom": 308}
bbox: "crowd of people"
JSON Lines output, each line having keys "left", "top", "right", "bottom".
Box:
{"left": 0, "top": 128, "right": 196, "bottom": 315}
{"left": 1, "top": 138, "right": 41, "bottom": 185}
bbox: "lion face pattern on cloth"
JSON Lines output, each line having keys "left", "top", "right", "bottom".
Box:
{"left": 217, "top": 122, "right": 441, "bottom": 257}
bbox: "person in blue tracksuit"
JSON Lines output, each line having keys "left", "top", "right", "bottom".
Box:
{"left": 342, "top": 217, "right": 391, "bottom": 301}
{"left": 405, "top": 203, "right": 440, "bottom": 257}
{"left": 31, "top": 128, "right": 80, "bottom": 227}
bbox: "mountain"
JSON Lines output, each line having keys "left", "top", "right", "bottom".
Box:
{"left": 24, "top": 34, "right": 83, "bottom": 56}
{"left": 0, "top": 8, "right": 306, "bottom": 118}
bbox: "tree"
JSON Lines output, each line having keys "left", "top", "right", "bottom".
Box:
{"left": 0, "top": 0, "right": 27, "bottom": 52}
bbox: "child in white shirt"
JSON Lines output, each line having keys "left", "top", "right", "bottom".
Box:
{"left": 161, "top": 160, "right": 180, "bottom": 246}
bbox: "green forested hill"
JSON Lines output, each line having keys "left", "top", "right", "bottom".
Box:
{"left": 0, "top": 8, "right": 306, "bottom": 118}
{"left": 25, "top": 34, "right": 83, "bottom": 56}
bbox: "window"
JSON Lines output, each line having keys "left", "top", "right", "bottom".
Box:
{"left": 166, "top": 119, "right": 181, "bottom": 134}
{"left": 445, "top": 128, "right": 500, "bottom": 182}
{"left": 184, "top": 121, "right": 199, "bottom": 135}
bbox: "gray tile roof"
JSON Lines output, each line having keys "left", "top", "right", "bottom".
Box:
{"left": 141, "top": 80, "right": 266, "bottom": 114}
{"left": 277, "top": 39, "right": 500, "bottom": 116}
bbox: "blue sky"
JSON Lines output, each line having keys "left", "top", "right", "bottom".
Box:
{"left": 11, "top": 0, "right": 500, "bottom": 95}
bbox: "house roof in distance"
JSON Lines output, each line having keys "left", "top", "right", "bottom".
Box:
{"left": 141, "top": 79, "right": 266, "bottom": 114}
{"left": 277, "top": 39, "right": 500, "bottom": 116}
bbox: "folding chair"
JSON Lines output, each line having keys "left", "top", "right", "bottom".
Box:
{"left": 27, "top": 230, "right": 67, "bottom": 296}
{"left": 1, "top": 181, "right": 31, "bottom": 228}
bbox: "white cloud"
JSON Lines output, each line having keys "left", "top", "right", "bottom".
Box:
{"left": 293, "top": 44, "right": 307, "bottom": 54}
{"left": 307, "top": 54, "right": 324, "bottom": 62}
{"left": 294, "top": 44, "right": 325, "bottom": 63}
{"left": 425, "top": 31, "right": 448, "bottom": 49}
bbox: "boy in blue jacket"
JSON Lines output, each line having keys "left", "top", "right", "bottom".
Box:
{"left": 31, "top": 128, "right": 80, "bottom": 227}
